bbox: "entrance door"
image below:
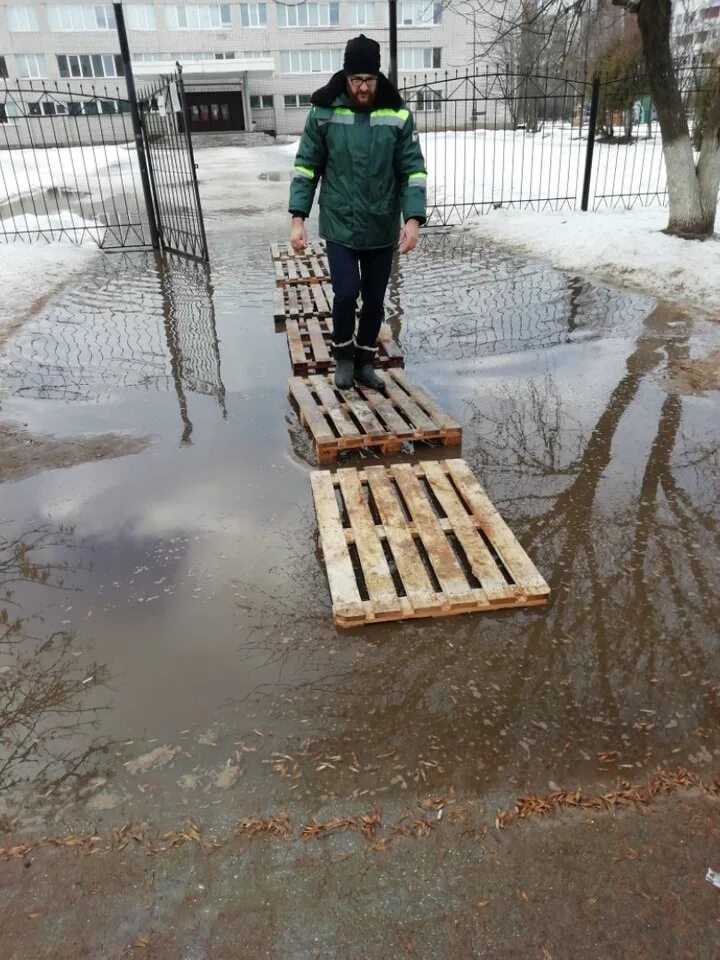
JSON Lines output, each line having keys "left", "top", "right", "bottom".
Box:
{"left": 186, "top": 91, "right": 244, "bottom": 132}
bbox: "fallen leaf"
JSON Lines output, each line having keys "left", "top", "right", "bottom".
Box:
{"left": 475, "top": 899, "right": 491, "bottom": 908}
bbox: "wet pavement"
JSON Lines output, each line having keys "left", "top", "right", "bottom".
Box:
{"left": 1, "top": 143, "right": 720, "bottom": 957}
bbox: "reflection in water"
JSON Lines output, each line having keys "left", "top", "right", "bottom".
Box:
{"left": 393, "top": 229, "right": 654, "bottom": 363}
{"left": 238, "top": 307, "right": 720, "bottom": 798}
{"left": 0, "top": 524, "right": 110, "bottom": 792}
{"left": 0, "top": 252, "right": 227, "bottom": 444}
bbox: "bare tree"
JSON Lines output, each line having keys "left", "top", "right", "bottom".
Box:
{"left": 473, "top": 0, "right": 720, "bottom": 236}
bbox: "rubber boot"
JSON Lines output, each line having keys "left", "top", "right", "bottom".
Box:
{"left": 354, "top": 363, "right": 387, "bottom": 394}
{"left": 334, "top": 355, "right": 354, "bottom": 390}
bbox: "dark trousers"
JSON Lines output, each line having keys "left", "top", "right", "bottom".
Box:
{"left": 326, "top": 241, "right": 394, "bottom": 366}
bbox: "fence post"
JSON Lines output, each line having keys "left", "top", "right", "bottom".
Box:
{"left": 581, "top": 73, "right": 601, "bottom": 212}
{"left": 113, "top": 2, "right": 160, "bottom": 249}
{"left": 388, "top": 0, "right": 398, "bottom": 89}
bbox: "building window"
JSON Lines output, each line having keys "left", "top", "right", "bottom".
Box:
{"left": 57, "top": 53, "right": 124, "bottom": 78}
{"left": 29, "top": 100, "right": 69, "bottom": 116}
{"left": 284, "top": 93, "right": 312, "bottom": 108}
{"left": 250, "top": 94, "right": 273, "bottom": 108}
{"left": 214, "top": 51, "right": 236, "bottom": 58}
{"left": 416, "top": 89, "right": 441, "bottom": 112}
{"left": 400, "top": 1, "right": 441, "bottom": 25}
{"left": 280, "top": 49, "right": 341, "bottom": 74}
{"left": 16, "top": 54, "right": 47, "bottom": 78}
{"left": 124, "top": 5, "right": 156, "bottom": 30}
{"left": 132, "top": 52, "right": 166, "bottom": 62}
{"left": 240, "top": 49, "right": 271, "bottom": 58}
{"left": 399, "top": 47, "right": 441, "bottom": 71}
{"left": 0, "top": 56, "right": 8, "bottom": 79}
{"left": 166, "top": 5, "right": 231, "bottom": 29}
{"left": 7, "top": 5, "right": 39, "bottom": 31}
{"left": 1, "top": 102, "right": 21, "bottom": 122}
{"left": 350, "top": 2, "right": 373, "bottom": 26}
{"left": 277, "top": 3, "right": 339, "bottom": 27}
{"left": 239, "top": 3, "right": 266, "bottom": 27}
{"left": 48, "top": 5, "right": 116, "bottom": 30}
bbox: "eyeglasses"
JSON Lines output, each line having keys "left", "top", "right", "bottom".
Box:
{"left": 349, "top": 75, "right": 377, "bottom": 89}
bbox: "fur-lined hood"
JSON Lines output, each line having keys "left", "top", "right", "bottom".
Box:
{"left": 310, "top": 70, "right": 404, "bottom": 110}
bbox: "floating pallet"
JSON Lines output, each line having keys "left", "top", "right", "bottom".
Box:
{"left": 274, "top": 281, "right": 334, "bottom": 323}
{"left": 290, "top": 369, "right": 461, "bottom": 463}
{"left": 271, "top": 239, "right": 326, "bottom": 261}
{"left": 311, "top": 460, "right": 550, "bottom": 627}
{"left": 272, "top": 244, "right": 330, "bottom": 287}
{"left": 285, "top": 316, "right": 404, "bottom": 376}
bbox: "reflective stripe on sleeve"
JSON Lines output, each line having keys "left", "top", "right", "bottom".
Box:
{"left": 293, "top": 165, "right": 315, "bottom": 179}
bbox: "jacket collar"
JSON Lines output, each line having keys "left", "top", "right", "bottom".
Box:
{"left": 310, "top": 71, "right": 404, "bottom": 110}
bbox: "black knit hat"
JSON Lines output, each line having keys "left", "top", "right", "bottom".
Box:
{"left": 343, "top": 34, "right": 381, "bottom": 75}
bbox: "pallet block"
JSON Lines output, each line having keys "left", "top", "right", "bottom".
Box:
{"left": 311, "top": 459, "right": 550, "bottom": 627}
{"left": 290, "top": 368, "right": 461, "bottom": 463}
{"left": 285, "top": 317, "right": 404, "bottom": 376}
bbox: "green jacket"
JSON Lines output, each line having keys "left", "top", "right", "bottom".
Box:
{"left": 288, "top": 72, "right": 427, "bottom": 250}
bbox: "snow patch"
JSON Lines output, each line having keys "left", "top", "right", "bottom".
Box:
{"left": 1, "top": 214, "right": 102, "bottom": 329}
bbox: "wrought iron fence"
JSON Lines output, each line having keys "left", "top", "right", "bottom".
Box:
{"left": 138, "top": 68, "right": 209, "bottom": 261}
{"left": 0, "top": 79, "right": 148, "bottom": 247}
{"left": 400, "top": 63, "right": 719, "bottom": 226}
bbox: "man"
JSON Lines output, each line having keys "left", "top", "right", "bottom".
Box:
{"left": 288, "top": 35, "right": 427, "bottom": 391}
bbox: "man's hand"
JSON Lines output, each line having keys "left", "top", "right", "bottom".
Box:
{"left": 399, "top": 219, "right": 420, "bottom": 255}
{"left": 290, "top": 217, "right": 307, "bottom": 252}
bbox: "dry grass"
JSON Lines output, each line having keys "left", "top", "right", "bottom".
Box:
{"left": 235, "top": 814, "right": 292, "bottom": 840}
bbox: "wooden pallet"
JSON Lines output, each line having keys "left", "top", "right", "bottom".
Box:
{"left": 272, "top": 243, "right": 330, "bottom": 287}
{"left": 290, "top": 369, "right": 461, "bottom": 463}
{"left": 274, "top": 281, "right": 334, "bottom": 323}
{"left": 271, "top": 239, "right": 326, "bottom": 261}
{"left": 285, "top": 316, "right": 404, "bottom": 376}
{"left": 311, "top": 460, "right": 550, "bottom": 627}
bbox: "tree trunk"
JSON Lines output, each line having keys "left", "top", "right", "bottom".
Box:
{"left": 635, "top": 0, "right": 716, "bottom": 236}
{"left": 696, "top": 67, "right": 720, "bottom": 233}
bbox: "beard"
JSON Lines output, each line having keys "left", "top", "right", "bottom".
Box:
{"left": 347, "top": 85, "right": 377, "bottom": 112}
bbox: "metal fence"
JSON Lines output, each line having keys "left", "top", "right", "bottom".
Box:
{"left": 0, "top": 79, "right": 147, "bottom": 248}
{"left": 1, "top": 66, "right": 209, "bottom": 259}
{"left": 139, "top": 69, "right": 209, "bottom": 261}
{"left": 400, "top": 63, "right": 719, "bottom": 226}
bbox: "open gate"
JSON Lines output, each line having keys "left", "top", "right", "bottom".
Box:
{"left": 138, "top": 67, "right": 209, "bottom": 262}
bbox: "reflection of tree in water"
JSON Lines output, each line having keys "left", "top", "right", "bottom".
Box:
{"left": 0, "top": 525, "right": 110, "bottom": 792}
{"left": 239, "top": 309, "right": 720, "bottom": 794}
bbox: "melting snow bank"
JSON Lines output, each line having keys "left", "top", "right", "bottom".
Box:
{"left": 471, "top": 206, "right": 720, "bottom": 315}
{"left": 1, "top": 214, "right": 102, "bottom": 333}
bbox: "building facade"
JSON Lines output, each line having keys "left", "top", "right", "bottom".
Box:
{"left": 673, "top": 0, "right": 720, "bottom": 61}
{"left": 0, "top": 0, "right": 501, "bottom": 135}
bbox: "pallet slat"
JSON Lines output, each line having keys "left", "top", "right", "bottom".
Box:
{"left": 364, "top": 466, "right": 440, "bottom": 613}
{"left": 337, "top": 469, "right": 402, "bottom": 616}
{"left": 288, "top": 370, "right": 461, "bottom": 463}
{"left": 312, "top": 461, "right": 550, "bottom": 627}
{"left": 420, "top": 461, "right": 516, "bottom": 603}
{"left": 308, "top": 375, "right": 360, "bottom": 439}
{"left": 310, "top": 472, "right": 366, "bottom": 624}
{"left": 446, "top": 459, "right": 550, "bottom": 597}
{"left": 391, "top": 463, "right": 477, "bottom": 608}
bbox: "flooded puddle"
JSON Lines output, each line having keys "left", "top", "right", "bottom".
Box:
{"left": 1, "top": 152, "right": 719, "bottom": 834}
